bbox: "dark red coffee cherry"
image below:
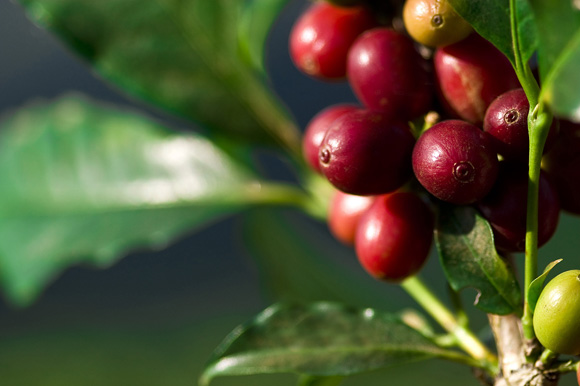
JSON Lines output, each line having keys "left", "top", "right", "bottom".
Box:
{"left": 319, "top": 109, "right": 415, "bottom": 196}
{"left": 328, "top": 190, "right": 375, "bottom": 245}
{"left": 477, "top": 162, "right": 560, "bottom": 253}
{"left": 483, "top": 89, "right": 559, "bottom": 161}
{"left": 355, "top": 192, "right": 434, "bottom": 281}
{"left": 412, "top": 120, "right": 499, "bottom": 204}
{"left": 289, "top": 2, "right": 378, "bottom": 79}
{"left": 542, "top": 120, "right": 580, "bottom": 215}
{"left": 347, "top": 27, "right": 433, "bottom": 119}
{"left": 302, "top": 104, "right": 360, "bottom": 173}
{"left": 434, "top": 34, "right": 520, "bottom": 125}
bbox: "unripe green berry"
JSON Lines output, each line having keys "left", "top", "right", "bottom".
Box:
{"left": 533, "top": 270, "right": 580, "bottom": 355}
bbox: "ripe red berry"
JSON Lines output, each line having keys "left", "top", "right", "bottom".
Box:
{"left": 347, "top": 27, "right": 433, "bottom": 119}
{"left": 483, "top": 89, "right": 559, "bottom": 161}
{"left": 328, "top": 190, "right": 375, "bottom": 245}
{"left": 355, "top": 192, "right": 434, "bottom": 281}
{"left": 434, "top": 34, "right": 520, "bottom": 125}
{"left": 477, "top": 162, "right": 560, "bottom": 252}
{"left": 319, "top": 109, "right": 415, "bottom": 196}
{"left": 412, "top": 120, "right": 499, "bottom": 204}
{"left": 302, "top": 104, "right": 360, "bottom": 173}
{"left": 289, "top": 2, "right": 377, "bottom": 79}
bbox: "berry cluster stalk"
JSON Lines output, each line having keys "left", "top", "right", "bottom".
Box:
{"left": 508, "top": 0, "right": 552, "bottom": 355}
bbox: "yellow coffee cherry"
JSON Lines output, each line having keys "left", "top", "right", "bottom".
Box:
{"left": 403, "top": 0, "right": 473, "bottom": 47}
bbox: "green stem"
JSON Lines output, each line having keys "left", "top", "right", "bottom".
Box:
{"left": 553, "top": 359, "right": 580, "bottom": 374}
{"left": 538, "top": 348, "right": 558, "bottom": 367}
{"left": 247, "top": 181, "right": 327, "bottom": 220}
{"left": 508, "top": 0, "right": 548, "bottom": 354}
{"left": 509, "top": 0, "right": 540, "bottom": 107}
{"left": 401, "top": 276, "right": 499, "bottom": 374}
{"left": 522, "top": 109, "right": 552, "bottom": 348}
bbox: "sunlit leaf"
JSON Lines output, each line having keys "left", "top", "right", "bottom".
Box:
{"left": 448, "top": 0, "right": 537, "bottom": 63}
{"left": 0, "top": 94, "right": 260, "bottom": 305}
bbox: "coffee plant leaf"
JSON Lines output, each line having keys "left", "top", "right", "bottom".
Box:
{"left": 528, "top": 1, "right": 580, "bottom": 82}
{"left": 435, "top": 204, "right": 522, "bottom": 315}
{"left": 448, "top": 0, "right": 537, "bottom": 63}
{"left": 527, "top": 258, "right": 562, "bottom": 314}
{"left": 298, "top": 375, "right": 344, "bottom": 386}
{"left": 199, "top": 302, "right": 476, "bottom": 385}
{"left": 530, "top": 0, "right": 580, "bottom": 122}
{"left": 15, "top": 0, "right": 297, "bottom": 150}
{"left": 238, "top": 0, "right": 288, "bottom": 73}
{"left": 0, "top": 94, "right": 260, "bottom": 306}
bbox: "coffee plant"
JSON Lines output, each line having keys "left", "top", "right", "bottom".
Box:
{"left": 2, "top": 0, "right": 580, "bottom": 385}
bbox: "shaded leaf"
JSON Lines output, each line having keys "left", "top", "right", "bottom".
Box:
{"left": 200, "top": 302, "right": 477, "bottom": 385}
{"left": 297, "top": 375, "right": 344, "bottom": 386}
{"left": 448, "top": 0, "right": 537, "bottom": 63}
{"left": 435, "top": 204, "right": 521, "bottom": 315}
{"left": 0, "top": 94, "right": 260, "bottom": 305}
{"left": 16, "top": 0, "right": 299, "bottom": 150}
{"left": 528, "top": 259, "right": 562, "bottom": 314}
{"left": 238, "top": 0, "right": 288, "bottom": 72}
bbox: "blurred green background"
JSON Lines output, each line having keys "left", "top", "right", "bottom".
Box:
{"left": 0, "top": 0, "right": 579, "bottom": 384}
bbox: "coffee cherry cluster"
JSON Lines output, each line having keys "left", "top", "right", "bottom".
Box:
{"left": 291, "top": 0, "right": 572, "bottom": 282}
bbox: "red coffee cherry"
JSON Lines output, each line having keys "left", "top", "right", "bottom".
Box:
{"left": 302, "top": 104, "right": 360, "bottom": 173}
{"left": 347, "top": 27, "right": 433, "bottom": 119}
{"left": 289, "top": 2, "right": 378, "bottom": 79}
{"left": 542, "top": 120, "right": 580, "bottom": 215}
{"left": 477, "top": 162, "right": 560, "bottom": 253}
{"left": 319, "top": 109, "right": 415, "bottom": 196}
{"left": 483, "top": 89, "right": 558, "bottom": 161}
{"left": 434, "top": 34, "right": 520, "bottom": 125}
{"left": 412, "top": 120, "right": 499, "bottom": 204}
{"left": 328, "top": 190, "right": 375, "bottom": 245}
{"left": 355, "top": 192, "right": 434, "bottom": 281}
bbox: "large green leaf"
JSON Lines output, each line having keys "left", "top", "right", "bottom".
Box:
{"left": 448, "top": 0, "right": 537, "bottom": 63}
{"left": 16, "top": 0, "right": 299, "bottom": 151}
{"left": 200, "top": 302, "right": 477, "bottom": 385}
{"left": 0, "top": 95, "right": 260, "bottom": 305}
{"left": 297, "top": 375, "right": 344, "bottom": 386}
{"left": 435, "top": 204, "right": 521, "bottom": 315}
{"left": 530, "top": 1, "right": 580, "bottom": 121}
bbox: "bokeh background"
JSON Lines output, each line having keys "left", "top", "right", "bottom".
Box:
{"left": 0, "top": 0, "right": 579, "bottom": 385}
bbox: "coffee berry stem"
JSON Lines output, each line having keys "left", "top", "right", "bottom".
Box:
{"left": 401, "top": 276, "right": 499, "bottom": 374}
{"left": 508, "top": 0, "right": 553, "bottom": 357}
{"left": 522, "top": 107, "right": 553, "bottom": 353}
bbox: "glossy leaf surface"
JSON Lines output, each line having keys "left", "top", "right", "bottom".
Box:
{"left": 530, "top": 1, "right": 580, "bottom": 121}
{"left": 448, "top": 0, "right": 537, "bottom": 63}
{"left": 0, "top": 95, "right": 258, "bottom": 305}
{"left": 435, "top": 204, "right": 521, "bottom": 315}
{"left": 200, "top": 302, "right": 475, "bottom": 385}
{"left": 16, "top": 0, "right": 298, "bottom": 150}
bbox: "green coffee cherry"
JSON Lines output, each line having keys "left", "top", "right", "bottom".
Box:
{"left": 533, "top": 270, "right": 580, "bottom": 355}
